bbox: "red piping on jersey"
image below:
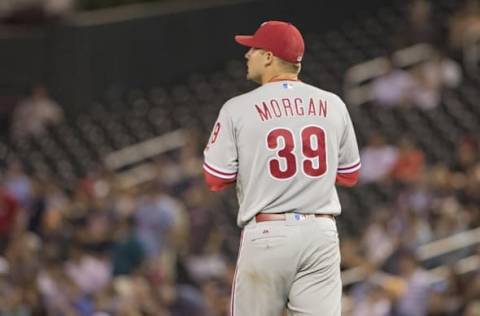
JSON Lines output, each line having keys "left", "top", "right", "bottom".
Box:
{"left": 336, "top": 170, "right": 360, "bottom": 187}
{"left": 204, "top": 170, "right": 235, "bottom": 191}
{"left": 205, "top": 168, "right": 359, "bottom": 189}
{"left": 338, "top": 161, "right": 361, "bottom": 171}
{"left": 203, "top": 162, "right": 237, "bottom": 177}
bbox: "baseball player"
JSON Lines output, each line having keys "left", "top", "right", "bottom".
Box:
{"left": 203, "top": 21, "right": 361, "bottom": 316}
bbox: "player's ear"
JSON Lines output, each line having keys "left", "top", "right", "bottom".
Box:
{"left": 264, "top": 51, "right": 274, "bottom": 66}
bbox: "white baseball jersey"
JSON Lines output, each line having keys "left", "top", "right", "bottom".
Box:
{"left": 203, "top": 80, "right": 361, "bottom": 227}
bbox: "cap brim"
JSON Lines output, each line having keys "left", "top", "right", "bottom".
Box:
{"left": 234, "top": 35, "right": 256, "bottom": 47}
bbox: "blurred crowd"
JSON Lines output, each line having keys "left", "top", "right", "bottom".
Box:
{"left": 340, "top": 2, "right": 480, "bottom": 314}
{"left": 0, "top": 136, "right": 240, "bottom": 316}
{"left": 370, "top": 51, "right": 462, "bottom": 110}
{"left": 341, "top": 132, "right": 480, "bottom": 316}
{"left": 0, "top": 0, "right": 480, "bottom": 315}
{"left": 9, "top": 84, "right": 64, "bottom": 141}
{"left": 0, "top": 129, "right": 478, "bottom": 316}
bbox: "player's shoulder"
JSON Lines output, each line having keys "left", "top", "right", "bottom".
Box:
{"left": 219, "top": 86, "right": 265, "bottom": 112}
{"left": 301, "top": 82, "right": 350, "bottom": 113}
{"left": 220, "top": 82, "right": 348, "bottom": 113}
{"left": 302, "top": 82, "right": 346, "bottom": 104}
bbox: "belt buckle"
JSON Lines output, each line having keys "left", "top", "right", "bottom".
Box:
{"left": 293, "top": 213, "right": 306, "bottom": 221}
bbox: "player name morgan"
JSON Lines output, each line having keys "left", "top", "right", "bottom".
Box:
{"left": 255, "top": 97, "right": 327, "bottom": 121}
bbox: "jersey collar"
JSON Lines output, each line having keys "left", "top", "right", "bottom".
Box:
{"left": 266, "top": 74, "right": 300, "bottom": 83}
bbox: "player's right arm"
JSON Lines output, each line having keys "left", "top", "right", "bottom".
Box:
{"left": 203, "top": 105, "right": 239, "bottom": 191}
{"left": 336, "top": 170, "right": 360, "bottom": 187}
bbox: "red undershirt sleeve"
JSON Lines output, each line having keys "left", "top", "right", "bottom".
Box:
{"left": 203, "top": 169, "right": 236, "bottom": 191}
{"left": 336, "top": 170, "right": 360, "bottom": 187}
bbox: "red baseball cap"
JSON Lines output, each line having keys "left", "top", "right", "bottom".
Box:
{"left": 235, "top": 21, "right": 305, "bottom": 64}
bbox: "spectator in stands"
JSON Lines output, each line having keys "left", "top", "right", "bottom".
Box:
{"left": 92, "top": 284, "right": 120, "bottom": 315}
{"left": 112, "top": 216, "right": 145, "bottom": 276}
{"left": 3, "top": 161, "right": 32, "bottom": 211}
{"left": 10, "top": 83, "right": 64, "bottom": 141}
{"left": 428, "top": 268, "right": 464, "bottom": 315}
{"left": 64, "top": 245, "right": 111, "bottom": 295}
{"left": 411, "top": 65, "right": 441, "bottom": 109}
{"left": 389, "top": 249, "right": 433, "bottom": 316}
{"left": 465, "top": 270, "right": 480, "bottom": 312}
{"left": 370, "top": 58, "right": 415, "bottom": 107}
{"left": 134, "top": 181, "right": 185, "bottom": 257}
{"left": 396, "top": 175, "right": 432, "bottom": 218}
{"left": 169, "top": 284, "right": 207, "bottom": 316}
{"left": 351, "top": 284, "right": 391, "bottom": 316}
{"left": 27, "top": 179, "right": 48, "bottom": 237}
{"left": 179, "top": 129, "right": 204, "bottom": 179}
{"left": 37, "top": 259, "right": 85, "bottom": 315}
{"left": 431, "top": 208, "right": 463, "bottom": 241}
{"left": 401, "top": 210, "right": 433, "bottom": 248}
{"left": 182, "top": 184, "right": 216, "bottom": 256}
{"left": 465, "top": 301, "right": 480, "bottom": 316}
{"left": 360, "top": 133, "right": 399, "bottom": 183}
{"left": 449, "top": 0, "right": 480, "bottom": 50}
{"left": 0, "top": 285, "right": 31, "bottom": 316}
{"left": 411, "top": 51, "right": 462, "bottom": 109}
{"left": 201, "top": 278, "right": 230, "bottom": 316}
{"left": 460, "top": 163, "right": 480, "bottom": 220}
{"left": 454, "top": 136, "right": 478, "bottom": 173}
{"left": 390, "top": 138, "right": 425, "bottom": 184}
{"left": 4, "top": 232, "right": 42, "bottom": 286}
{"left": 426, "top": 51, "right": 463, "bottom": 89}
{"left": 402, "top": 0, "right": 436, "bottom": 46}
{"left": 0, "top": 234, "right": 45, "bottom": 314}
{"left": 112, "top": 275, "right": 168, "bottom": 315}
{"left": 362, "top": 209, "right": 398, "bottom": 266}
{"left": 0, "top": 186, "right": 19, "bottom": 253}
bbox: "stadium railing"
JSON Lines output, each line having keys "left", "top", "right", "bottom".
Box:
{"left": 342, "top": 227, "right": 480, "bottom": 286}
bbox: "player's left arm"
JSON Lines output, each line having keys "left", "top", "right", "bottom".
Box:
{"left": 336, "top": 100, "right": 361, "bottom": 187}
{"left": 203, "top": 105, "right": 238, "bottom": 191}
{"left": 336, "top": 170, "right": 360, "bottom": 187}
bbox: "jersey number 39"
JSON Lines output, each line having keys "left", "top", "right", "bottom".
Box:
{"left": 266, "top": 125, "right": 327, "bottom": 180}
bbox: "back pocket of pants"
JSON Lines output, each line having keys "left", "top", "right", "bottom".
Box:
{"left": 249, "top": 226, "right": 287, "bottom": 249}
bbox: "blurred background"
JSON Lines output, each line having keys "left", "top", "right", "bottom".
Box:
{"left": 0, "top": 0, "right": 479, "bottom": 315}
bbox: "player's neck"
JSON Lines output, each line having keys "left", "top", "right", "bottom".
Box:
{"left": 262, "top": 72, "right": 298, "bottom": 85}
